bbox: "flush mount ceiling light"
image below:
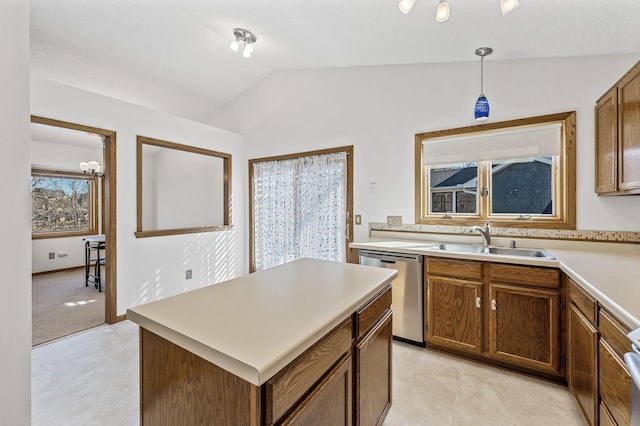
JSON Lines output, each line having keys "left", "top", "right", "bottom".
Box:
{"left": 474, "top": 47, "right": 493, "bottom": 122}
{"left": 230, "top": 28, "right": 257, "bottom": 58}
{"left": 399, "top": 0, "right": 519, "bottom": 22}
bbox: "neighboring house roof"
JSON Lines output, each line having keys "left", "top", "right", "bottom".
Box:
{"left": 434, "top": 167, "right": 478, "bottom": 188}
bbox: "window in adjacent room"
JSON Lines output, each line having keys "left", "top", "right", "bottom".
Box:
{"left": 31, "top": 169, "right": 98, "bottom": 238}
{"left": 415, "top": 112, "right": 576, "bottom": 229}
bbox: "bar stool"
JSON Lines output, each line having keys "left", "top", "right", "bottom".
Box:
{"left": 86, "top": 241, "right": 105, "bottom": 292}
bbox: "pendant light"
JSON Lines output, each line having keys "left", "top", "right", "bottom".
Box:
{"left": 474, "top": 47, "right": 493, "bottom": 122}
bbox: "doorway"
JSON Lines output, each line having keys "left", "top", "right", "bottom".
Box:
{"left": 30, "top": 116, "right": 117, "bottom": 345}
{"left": 249, "top": 146, "right": 354, "bottom": 272}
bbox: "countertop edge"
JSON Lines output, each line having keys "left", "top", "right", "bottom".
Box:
{"left": 559, "top": 262, "right": 640, "bottom": 330}
{"left": 127, "top": 309, "right": 262, "bottom": 385}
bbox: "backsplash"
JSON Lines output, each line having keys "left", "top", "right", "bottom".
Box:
{"left": 369, "top": 222, "right": 640, "bottom": 243}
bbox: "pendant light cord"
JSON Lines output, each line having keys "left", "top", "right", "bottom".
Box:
{"left": 480, "top": 55, "right": 484, "bottom": 96}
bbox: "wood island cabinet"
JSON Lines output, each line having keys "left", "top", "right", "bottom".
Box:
{"left": 130, "top": 259, "right": 396, "bottom": 426}
{"left": 425, "top": 257, "right": 563, "bottom": 379}
{"left": 595, "top": 60, "right": 640, "bottom": 195}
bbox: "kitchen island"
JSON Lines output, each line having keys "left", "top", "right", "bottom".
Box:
{"left": 127, "top": 258, "right": 397, "bottom": 425}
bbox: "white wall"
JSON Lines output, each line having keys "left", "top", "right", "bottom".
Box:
{"left": 0, "top": 1, "right": 31, "bottom": 424}
{"left": 31, "top": 139, "right": 104, "bottom": 273}
{"left": 31, "top": 78, "right": 248, "bottom": 316}
{"left": 210, "top": 54, "right": 640, "bottom": 242}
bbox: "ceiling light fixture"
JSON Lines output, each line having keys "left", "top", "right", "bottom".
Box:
{"left": 398, "top": 0, "right": 519, "bottom": 22}
{"left": 230, "top": 28, "right": 257, "bottom": 58}
{"left": 500, "top": 0, "right": 520, "bottom": 15}
{"left": 435, "top": 0, "right": 450, "bottom": 22}
{"left": 474, "top": 47, "right": 493, "bottom": 122}
{"left": 398, "top": 0, "right": 417, "bottom": 14}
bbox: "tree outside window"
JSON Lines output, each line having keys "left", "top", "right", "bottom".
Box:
{"left": 31, "top": 169, "right": 97, "bottom": 237}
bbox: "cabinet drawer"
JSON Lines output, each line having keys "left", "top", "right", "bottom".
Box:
{"left": 265, "top": 318, "right": 353, "bottom": 425}
{"left": 599, "top": 308, "right": 631, "bottom": 357}
{"left": 427, "top": 257, "right": 483, "bottom": 280}
{"left": 280, "top": 354, "right": 353, "bottom": 426}
{"left": 355, "top": 285, "right": 391, "bottom": 339}
{"left": 599, "top": 339, "right": 631, "bottom": 426}
{"left": 489, "top": 263, "right": 559, "bottom": 289}
{"left": 568, "top": 278, "right": 597, "bottom": 324}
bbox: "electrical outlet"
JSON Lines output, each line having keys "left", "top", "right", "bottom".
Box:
{"left": 185, "top": 270, "right": 192, "bottom": 280}
{"left": 355, "top": 214, "right": 362, "bottom": 225}
{"left": 387, "top": 216, "right": 402, "bottom": 226}
{"left": 48, "top": 252, "right": 55, "bottom": 260}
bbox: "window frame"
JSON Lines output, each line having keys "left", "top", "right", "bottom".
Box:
{"left": 31, "top": 168, "right": 99, "bottom": 239}
{"left": 134, "top": 135, "right": 232, "bottom": 238}
{"left": 414, "top": 112, "right": 576, "bottom": 229}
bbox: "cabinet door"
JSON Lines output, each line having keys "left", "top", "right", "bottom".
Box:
{"left": 599, "top": 339, "right": 631, "bottom": 426}
{"left": 595, "top": 87, "right": 618, "bottom": 193}
{"left": 280, "top": 354, "right": 352, "bottom": 426}
{"left": 488, "top": 284, "right": 560, "bottom": 374}
{"left": 427, "top": 276, "right": 482, "bottom": 354}
{"left": 355, "top": 310, "right": 392, "bottom": 426}
{"left": 567, "top": 304, "right": 598, "bottom": 426}
{"left": 618, "top": 65, "right": 640, "bottom": 191}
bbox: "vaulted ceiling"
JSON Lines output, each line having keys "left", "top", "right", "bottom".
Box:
{"left": 30, "top": 0, "right": 640, "bottom": 123}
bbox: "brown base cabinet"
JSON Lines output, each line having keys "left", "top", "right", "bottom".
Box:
{"left": 567, "top": 302, "right": 598, "bottom": 425}
{"left": 566, "top": 277, "right": 633, "bottom": 426}
{"left": 425, "top": 257, "right": 562, "bottom": 379}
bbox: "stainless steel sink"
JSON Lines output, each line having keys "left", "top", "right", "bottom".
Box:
{"left": 430, "top": 243, "right": 555, "bottom": 259}
{"left": 487, "top": 247, "right": 555, "bottom": 259}
{"left": 430, "top": 243, "right": 486, "bottom": 254}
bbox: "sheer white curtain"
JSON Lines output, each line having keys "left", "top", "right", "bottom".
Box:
{"left": 253, "top": 152, "right": 347, "bottom": 271}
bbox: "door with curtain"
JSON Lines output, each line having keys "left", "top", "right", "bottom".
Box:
{"left": 249, "top": 146, "right": 354, "bottom": 272}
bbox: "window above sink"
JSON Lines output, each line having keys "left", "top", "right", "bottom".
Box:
{"left": 415, "top": 112, "right": 576, "bottom": 229}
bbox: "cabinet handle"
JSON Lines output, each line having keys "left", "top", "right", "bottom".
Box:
{"left": 475, "top": 297, "right": 481, "bottom": 309}
{"left": 491, "top": 299, "right": 497, "bottom": 311}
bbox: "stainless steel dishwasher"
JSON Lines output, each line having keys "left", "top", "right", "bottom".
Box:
{"left": 359, "top": 250, "right": 424, "bottom": 346}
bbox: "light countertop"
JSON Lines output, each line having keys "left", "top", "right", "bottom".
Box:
{"left": 127, "top": 258, "right": 397, "bottom": 386}
{"left": 351, "top": 238, "right": 640, "bottom": 330}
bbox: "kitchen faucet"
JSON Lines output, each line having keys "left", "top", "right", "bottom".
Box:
{"left": 471, "top": 221, "right": 492, "bottom": 246}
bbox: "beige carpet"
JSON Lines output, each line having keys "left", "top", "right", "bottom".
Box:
{"left": 32, "top": 267, "right": 105, "bottom": 346}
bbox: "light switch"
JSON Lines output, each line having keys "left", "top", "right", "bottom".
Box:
{"left": 369, "top": 182, "right": 376, "bottom": 193}
{"left": 355, "top": 214, "right": 362, "bottom": 225}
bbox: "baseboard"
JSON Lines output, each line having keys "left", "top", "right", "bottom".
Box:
{"left": 32, "top": 265, "right": 85, "bottom": 276}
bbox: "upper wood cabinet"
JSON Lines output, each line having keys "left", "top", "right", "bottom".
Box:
{"left": 595, "top": 61, "right": 640, "bottom": 195}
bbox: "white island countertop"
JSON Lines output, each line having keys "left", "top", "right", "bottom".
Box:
{"left": 351, "top": 238, "right": 640, "bottom": 330}
{"left": 127, "top": 258, "right": 397, "bottom": 386}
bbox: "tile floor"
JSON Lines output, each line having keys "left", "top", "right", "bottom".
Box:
{"left": 32, "top": 321, "right": 584, "bottom": 425}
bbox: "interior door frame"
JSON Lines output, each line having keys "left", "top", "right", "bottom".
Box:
{"left": 31, "top": 116, "right": 119, "bottom": 324}
{"left": 248, "top": 145, "right": 354, "bottom": 272}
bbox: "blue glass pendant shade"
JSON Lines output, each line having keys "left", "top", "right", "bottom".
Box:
{"left": 474, "top": 94, "right": 489, "bottom": 121}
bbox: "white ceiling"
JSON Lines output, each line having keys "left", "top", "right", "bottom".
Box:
{"left": 30, "top": 0, "right": 640, "bottom": 123}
